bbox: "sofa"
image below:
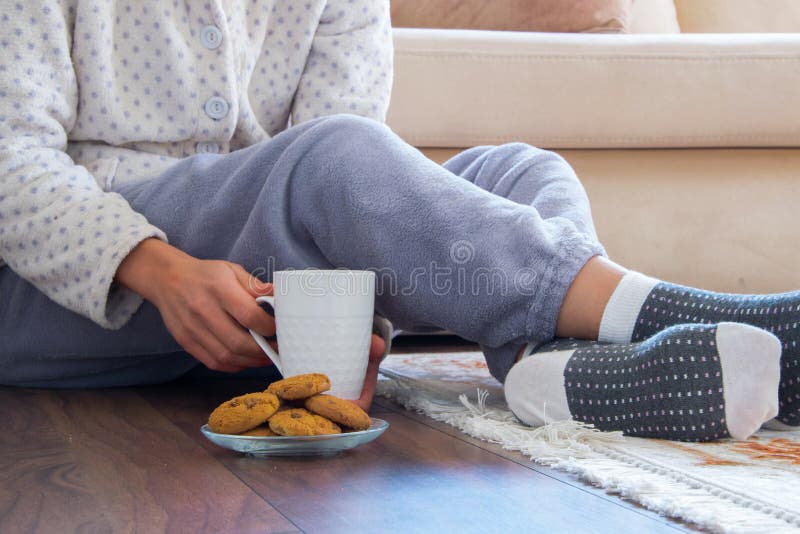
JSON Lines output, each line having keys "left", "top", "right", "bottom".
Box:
{"left": 386, "top": 0, "right": 800, "bottom": 294}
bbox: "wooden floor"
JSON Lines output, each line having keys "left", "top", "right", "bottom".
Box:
{"left": 1, "top": 338, "right": 692, "bottom": 533}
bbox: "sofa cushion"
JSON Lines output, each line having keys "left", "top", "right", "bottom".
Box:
{"left": 390, "top": 0, "right": 633, "bottom": 33}
{"left": 387, "top": 29, "right": 800, "bottom": 149}
{"left": 674, "top": 0, "right": 800, "bottom": 33}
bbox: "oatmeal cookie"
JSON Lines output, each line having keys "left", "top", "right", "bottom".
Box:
{"left": 208, "top": 392, "right": 280, "bottom": 434}
{"left": 312, "top": 414, "right": 342, "bottom": 435}
{"left": 239, "top": 425, "right": 278, "bottom": 437}
{"left": 304, "top": 394, "right": 371, "bottom": 431}
{"left": 268, "top": 408, "right": 318, "bottom": 436}
{"left": 266, "top": 373, "right": 331, "bottom": 400}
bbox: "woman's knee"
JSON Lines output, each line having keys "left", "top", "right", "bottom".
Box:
{"left": 307, "top": 113, "right": 395, "bottom": 150}
{"left": 445, "top": 142, "right": 577, "bottom": 189}
{"left": 490, "top": 143, "right": 575, "bottom": 178}
{"left": 294, "top": 114, "right": 417, "bottom": 194}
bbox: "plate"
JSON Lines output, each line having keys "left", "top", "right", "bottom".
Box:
{"left": 200, "top": 418, "right": 389, "bottom": 456}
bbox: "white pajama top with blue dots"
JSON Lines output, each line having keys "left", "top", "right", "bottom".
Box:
{"left": 0, "top": 0, "right": 393, "bottom": 328}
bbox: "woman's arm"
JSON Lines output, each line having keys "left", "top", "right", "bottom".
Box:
{"left": 0, "top": 1, "right": 166, "bottom": 329}
{"left": 291, "top": 0, "right": 393, "bottom": 124}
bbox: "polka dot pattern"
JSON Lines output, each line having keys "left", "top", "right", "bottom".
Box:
{"left": 0, "top": 1, "right": 392, "bottom": 328}
{"left": 632, "top": 283, "right": 800, "bottom": 426}
{"left": 562, "top": 324, "right": 728, "bottom": 442}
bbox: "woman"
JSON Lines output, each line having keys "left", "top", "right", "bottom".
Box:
{"left": 1, "top": 0, "right": 796, "bottom": 442}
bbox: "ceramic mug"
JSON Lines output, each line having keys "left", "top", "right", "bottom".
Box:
{"left": 249, "top": 269, "right": 376, "bottom": 399}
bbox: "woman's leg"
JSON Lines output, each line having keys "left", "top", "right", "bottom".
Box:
{"left": 505, "top": 252, "right": 793, "bottom": 440}
{"left": 0, "top": 269, "right": 197, "bottom": 387}
{"left": 446, "top": 146, "right": 790, "bottom": 439}
{"left": 0, "top": 115, "right": 604, "bottom": 386}
{"left": 442, "top": 145, "right": 791, "bottom": 439}
{"left": 442, "top": 144, "right": 601, "bottom": 242}
{"left": 505, "top": 321, "right": 782, "bottom": 441}
{"left": 439, "top": 145, "right": 622, "bottom": 367}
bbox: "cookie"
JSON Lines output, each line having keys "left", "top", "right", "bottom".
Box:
{"left": 208, "top": 392, "right": 280, "bottom": 434}
{"left": 266, "top": 373, "right": 331, "bottom": 400}
{"left": 268, "top": 408, "right": 318, "bottom": 436}
{"left": 239, "top": 425, "right": 278, "bottom": 437}
{"left": 312, "top": 414, "right": 342, "bottom": 435}
{"left": 305, "top": 394, "right": 371, "bottom": 431}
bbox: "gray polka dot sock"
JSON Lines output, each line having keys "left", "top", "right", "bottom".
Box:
{"left": 504, "top": 323, "right": 781, "bottom": 442}
{"left": 598, "top": 272, "right": 800, "bottom": 426}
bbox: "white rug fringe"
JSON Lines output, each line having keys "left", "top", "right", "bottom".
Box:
{"left": 377, "top": 377, "right": 800, "bottom": 534}
{"left": 379, "top": 375, "right": 625, "bottom": 460}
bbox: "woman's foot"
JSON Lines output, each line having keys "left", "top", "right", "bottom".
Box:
{"left": 599, "top": 272, "right": 800, "bottom": 426}
{"left": 504, "top": 323, "right": 781, "bottom": 441}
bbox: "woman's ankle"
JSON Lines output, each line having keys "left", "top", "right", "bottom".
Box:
{"left": 555, "top": 256, "right": 627, "bottom": 340}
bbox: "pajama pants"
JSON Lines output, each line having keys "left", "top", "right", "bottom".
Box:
{"left": 0, "top": 115, "right": 604, "bottom": 387}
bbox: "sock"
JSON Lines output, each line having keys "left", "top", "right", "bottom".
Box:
{"left": 504, "top": 323, "right": 781, "bottom": 441}
{"left": 598, "top": 272, "right": 800, "bottom": 426}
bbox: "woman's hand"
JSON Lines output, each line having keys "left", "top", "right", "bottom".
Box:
{"left": 116, "top": 238, "right": 277, "bottom": 372}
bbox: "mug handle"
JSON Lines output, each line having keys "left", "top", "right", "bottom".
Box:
{"left": 249, "top": 295, "right": 283, "bottom": 375}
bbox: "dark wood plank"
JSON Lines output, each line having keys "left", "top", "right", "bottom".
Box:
{"left": 144, "top": 379, "right": 685, "bottom": 533}
{"left": 0, "top": 387, "right": 298, "bottom": 534}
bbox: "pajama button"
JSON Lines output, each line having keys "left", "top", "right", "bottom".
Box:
{"left": 196, "top": 142, "right": 220, "bottom": 154}
{"left": 204, "top": 96, "right": 229, "bottom": 120}
{"left": 200, "top": 25, "right": 223, "bottom": 50}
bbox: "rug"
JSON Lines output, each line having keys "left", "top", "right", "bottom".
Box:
{"left": 376, "top": 351, "right": 800, "bottom": 534}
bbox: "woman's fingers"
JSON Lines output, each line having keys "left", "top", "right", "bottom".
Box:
{"left": 167, "top": 316, "right": 246, "bottom": 373}
{"left": 193, "top": 301, "right": 273, "bottom": 367}
{"left": 353, "top": 351, "right": 381, "bottom": 412}
{"left": 225, "top": 262, "right": 276, "bottom": 337}
{"left": 351, "top": 334, "right": 387, "bottom": 411}
{"left": 228, "top": 262, "right": 273, "bottom": 298}
{"left": 369, "top": 333, "right": 386, "bottom": 361}
{"left": 225, "top": 295, "right": 276, "bottom": 339}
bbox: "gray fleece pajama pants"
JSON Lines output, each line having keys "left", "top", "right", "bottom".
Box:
{"left": 0, "top": 115, "right": 604, "bottom": 387}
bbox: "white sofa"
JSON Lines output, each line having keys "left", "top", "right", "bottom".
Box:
{"left": 387, "top": 0, "right": 800, "bottom": 293}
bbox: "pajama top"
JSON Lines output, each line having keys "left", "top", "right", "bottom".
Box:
{"left": 0, "top": 0, "right": 392, "bottom": 328}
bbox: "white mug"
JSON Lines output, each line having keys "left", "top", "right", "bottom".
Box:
{"left": 249, "top": 269, "right": 376, "bottom": 399}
